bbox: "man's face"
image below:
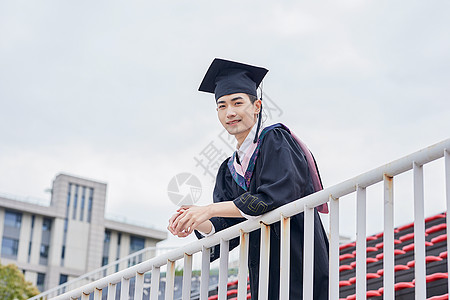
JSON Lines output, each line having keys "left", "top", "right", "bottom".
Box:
{"left": 216, "top": 93, "right": 261, "bottom": 142}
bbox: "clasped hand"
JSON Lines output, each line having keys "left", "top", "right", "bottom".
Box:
{"left": 167, "top": 205, "right": 212, "bottom": 238}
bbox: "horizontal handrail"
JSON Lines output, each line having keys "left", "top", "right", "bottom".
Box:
{"left": 47, "top": 137, "right": 450, "bottom": 300}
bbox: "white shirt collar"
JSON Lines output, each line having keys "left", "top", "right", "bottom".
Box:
{"left": 236, "top": 122, "right": 264, "bottom": 161}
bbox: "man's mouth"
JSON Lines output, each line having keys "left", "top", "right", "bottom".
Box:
{"left": 227, "top": 120, "right": 241, "bottom": 125}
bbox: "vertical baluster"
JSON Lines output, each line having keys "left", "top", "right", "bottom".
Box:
{"left": 150, "top": 266, "right": 160, "bottom": 300}
{"left": 383, "top": 174, "right": 395, "bottom": 300}
{"left": 280, "top": 214, "right": 291, "bottom": 300}
{"left": 218, "top": 239, "right": 229, "bottom": 300}
{"left": 356, "top": 186, "right": 367, "bottom": 300}
{"left": 329, "top": 196, "right": 340, "bottom": 300}
{"left": 413, "top": 162, "right": 426, "bottom": 300}
{"left": 445, "top": 149, "right": 450, "bottom": 294}
{"left": 182, "top": 254, "right": 193, "bottom": 300}
{"left": 107, "top": 283, "right": 116, "bottom": 300}
{"left": 303, "top": 208, "right": 314, "bottom": 300}
{"left": 121, "top": 277, "right": 130, "bottom": 300}
{"left": 258, "top": 223, "right": 270, "bottom": 300}
{"left": 94, "top": 288, "right": 102, "bottom": 300}
{"left": 200, "top": 246, "right": 211, "bottom": 300}
{"left": 134, "top": 272, "right": 144, "bottom": 300}
{"left": 81, "top": 292, "right": 89, "bottom": 300}
{"left": 238, "top": 230, "right": 249, "bottom": 300}
{"left": 165, "top": 260, "right": 175, "bottom": 300}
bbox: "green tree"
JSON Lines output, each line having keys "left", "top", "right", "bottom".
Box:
{"left": 0, "top": 262, "right": 40, "bottom": 300}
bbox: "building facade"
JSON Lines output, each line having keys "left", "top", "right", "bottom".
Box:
{"left": 0, "top": 173, "right": 167, "bottom": 292}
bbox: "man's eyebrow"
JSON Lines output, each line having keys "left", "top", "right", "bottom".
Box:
{"left": 216, "top": 97, "right": 244, "bottom": 105}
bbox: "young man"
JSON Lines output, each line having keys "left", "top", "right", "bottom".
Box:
{"left": 168, "top": 58, "right": 329, "bottom": 299}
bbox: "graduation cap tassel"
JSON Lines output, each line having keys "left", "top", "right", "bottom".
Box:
{"left": 253, "top": 105, "right": 262, "bottom": 144}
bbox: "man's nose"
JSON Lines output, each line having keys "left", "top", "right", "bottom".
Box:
{"left": 226, "top": 107, "right": 237, "bottom": 118}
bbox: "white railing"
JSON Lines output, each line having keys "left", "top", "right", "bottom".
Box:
{"left": 40, "top": 138, "right": 450, "bottom": 300}
{"left": 29, "top": 246, "right": 176, "bottom": 300}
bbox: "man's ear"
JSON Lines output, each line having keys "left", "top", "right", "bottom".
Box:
{"left": 254, "top": 99, "right": 262, "bottom": 114}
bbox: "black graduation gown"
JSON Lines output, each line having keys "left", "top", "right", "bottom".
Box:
{"left": 196, "top": 127, "right": 329, "bottom": 300}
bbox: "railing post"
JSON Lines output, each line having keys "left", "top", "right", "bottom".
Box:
{"left": 280, "top": 214, "right": 291, "bottom": 300}
{"left": 165, "top": 260, "right": 175, "bottom": 300}
{"left": 356, "top": 186, "right": 367, "bottom": 300}
{"left": 200, "top": 246, "right": 211, "bottom": 300}
{"left": 218, "top": 239, "right": 229, "bottom": 300}
{"left": 238, "top": 230, "right": 249, "bottom": 300}
{"left": 383, "top": 174, "right": 395, "bottom": 300}
{"left": 134, "top": 272, "right": 144, "bottom": 300}
{"left": 150, "top": 266, "right": 160, "bottom": 300}
{"left": 329, "top": 195, "right": 339, "bottom": 300}
{"left": 445, "top": 149, "right": 450, "bottom": 293}
{"left": 413, "top": 162, "right": 426, "bottom": 300}
{"left": 258, "top": 222, "right": 270, "bottom": 300}
{"left": 182, "top": 254, "right": 193, "bottom": 300}
{"left": 94, "top": 288, "right": 102, "bottom": 300}
{"left": 121, "top": 277, "right": 130, "bottom": 300}
{"left": 107, "top": 282, "right": 116, "bottom": 300}
{"left": 303, "top": 207, "right": 314, "bottom": 300}
{"left": 81, "top": 292, "right": 89, "bottom": 300}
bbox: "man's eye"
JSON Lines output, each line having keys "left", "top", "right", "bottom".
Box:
{"left": 235, "top": 102, "right": 242, "bottom": 105}
{"left": 218, "top": 105, "right": 225, "bottom": 109}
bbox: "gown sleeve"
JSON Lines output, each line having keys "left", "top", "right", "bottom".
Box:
{"left": 233, "top": 128, "right": 314, "bottom": 216}
{"left": 194, "top": 158, "right": 245, "bottom": 261}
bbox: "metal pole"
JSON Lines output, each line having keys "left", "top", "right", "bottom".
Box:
{"left": 356, "top": 186, "right": 367, "bottom": 300}
{"left": 280, "top": 214, "right": 291, "bottom": 300}
{"left": 413, "top": 162, "right": 426, "bottom": 300}
{"left": 218, "top": 239, "right": 229, "bottom": 300}
{"left": 445, "top": 149, "right": 450, "bottom": 295}
{"left": 182, "top": 254, "right": 193, "bottom": 300}
{"left": 258, "top": 223, "right": 271, "bottom": 300}
{"left": 165, "top": 260, "right": 175, "bottom": 300}
{"left": 238, "top": 230, "right": 249, "bottom": 300}
{"left": 200, "top": 246, "right": 210, "bottom": 300}
{"left": 150, "top": 266, "right": 160, "bottom": 300}
{"left": 383, "top": 174, "right": 395, "bottom": 300}
{"left": 121, "top": 277, "right": 130, "bottom": 300}
{"left": 329, "top": 195, "right": 340, "bottom": 300}
{"left": 107, "top": 283, "right": 116, "bottom": 300}
{"left": 303, "top": 208, "right": 314, "bottom": 300}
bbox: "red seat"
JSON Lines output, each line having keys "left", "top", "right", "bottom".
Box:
{"left": 339, "top": 280, "right": 351, "bottom": 287}
{"left": 431, "top": 234, "right": 447, "bottom": 244}
{"left": 340, "top": 242, "right": 356, "bottom": 250}
{"left": 227, "top": 279, "right": 239, "bottom": 287}
{"left": 402, "top": 241, "right": 434, "bottom": 252}
{"left": 377, "top": 265, "right": 410, "bottom": 275}
{"left": 346, "top": 290, "right": 382, "bottom": 300}
{"left": 227, "top": 289, "right": 238, "bottom": 296}
{"left": 351, "top": 247, "right": 378, "bottom": 256}
{"left": 376, "top": 249, "right": 406, "bottom": 260}
{"left": 350, "top": 257, "right": 378, "bottom": 268}
{"left": 208, "top": 295, "right": 218, "bottom": 300}
{"left": 397, "top": 222, "right": 414, "bottom": 232}
{"left": 427, "top": 293, "right": 449, "bottom": 300}
{"left": 340, "top": 253, "right": 355, "bottom": 261}
{"left": 426, "top": 273, "right": 448, "bottom": 283}
{"left": 349, "top": 273, "right": 380, "bottom": 284}
{"left": 399, "top": 232, "right": 429, "bottom": 242}
{"left": 425, "top": 214, "right": 446, "bottom": 223}
{"left": 439, "top": 251, "right": 448, "bottom": 259}
{"left": 425, "top": 223, "right": 447, "bottom": 234}
{"left": 339, "top": 265, "right": 353, "bottom": 272}
{"left": 408, "top": 256, "right": 443, "bottom": 267}
{"left": 367, "top": 236, "right": 378, "bottom": 241}
{"left": 394, "top": 281, "right": 415, "bottom": 291}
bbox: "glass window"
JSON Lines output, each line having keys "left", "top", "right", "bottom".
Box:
{"left": 40, "top": 244, "right": 49, "bottom": 258}
{"left": 59, "top": 274, "right": 68, "bottom": 285}
{"left": 1, "top": 237, "right": 19, "bottom": 257}
{"left": 104, "top": 230, "right": 111, "bottom": 243}
{"left": 102, "top": 256, "right": 109, "bottom": 266}
{"left": 4, "top": 210, "right": 22, "bottom": 228}
{"left": 37, "top": 273, "right": 45, "bottom": 291}
{"left": 87, "top": 188, "right": 94, "bottom": 223}
{"left": 73, "top": 185, "right": 79, "bottom": 220}
{"left": 80, "top": 187, "right": 86, "bottom": 221}
{"left": 42, "top": 218, "right": 52, "bottom": 231}
{"left": 130, "top": 236, "right": 145, "bottom": 253}
{"left": 67, "top": 183, "right": 72, "bottom": 207}
{"left": 61, "top": 246, "right": 65, "bottom": 259}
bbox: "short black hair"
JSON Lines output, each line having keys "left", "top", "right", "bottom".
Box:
{"left": 248, "top": 94, "right": 258, "bottom": 104}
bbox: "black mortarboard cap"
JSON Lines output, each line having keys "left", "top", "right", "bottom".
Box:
{"left": 198, "top": 58, "right": 269, "bottom": 101}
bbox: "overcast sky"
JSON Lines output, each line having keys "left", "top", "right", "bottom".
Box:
{"left": 1, "top": 1, "right": 449, "bottom": 248}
